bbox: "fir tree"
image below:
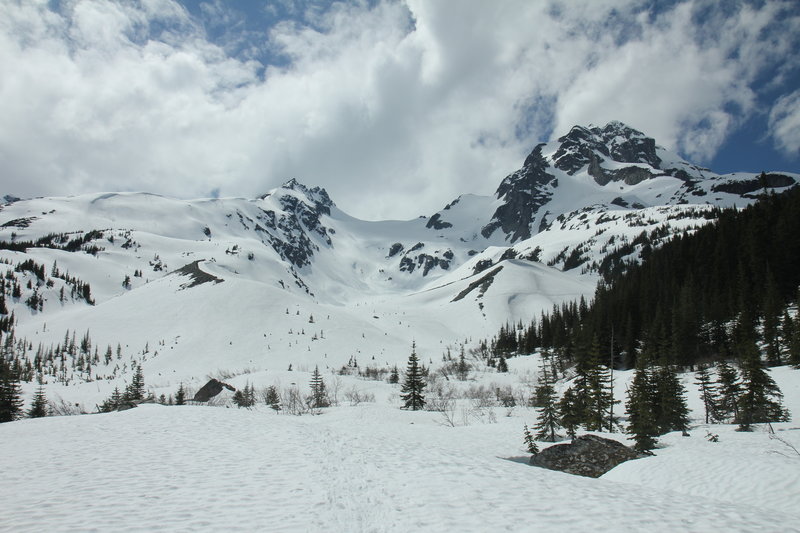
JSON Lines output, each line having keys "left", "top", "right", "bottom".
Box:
{"left": 0, "top": 359, "right": 24, "bottom": 423}
{"left": 388, "top": 366, "right": 399, "bottom": 384}
{"left": 523, "top": 424, "right": 539, "bottom": 454}
{"left": 694, "top": 364, "right": 720, "bottom": 424}
{"left": 455, "top": 345, "right": 470, "bottom": 381}
{"left": 175, "top": 383, "right": 186, "bottom": 405}
{"left": 265, "top": 385, "right": 281, "bottom": 411}
{"left": 653, "top": 363, "right": 690, "bottom": 434}
{"left": 716, "top": 360, "right": 741, "bottom": 423}
{"left": 401, "top": 342, "right": 426, "bottom": 411}
{"left": 496, "top": 355, "right": 508, "bottom": 373}
{"left": 557, "top": 387, "right": 580, "bottom": 439}
{"left": 533, "top": 357, "right": 560, "bottom": 442}
{"left": 27, "top": 384, "right": 48, "bottom": 418}
{"left": 125, "top": 363, "right": 145, "bottom": 402}
{"left": 737, "top": 341, "right": 790, "bottom": 430}
{"left": 625, "top": 356, "right": 659, "bottom": 452}
{"left": 309, "top": 366, "right": 330, "bottom": 409}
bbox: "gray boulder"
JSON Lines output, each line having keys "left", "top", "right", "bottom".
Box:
{"left": 193, "top": 378, "right": 236, "bottom": 402}
{"left": 530, "top": 434, "right": 644, "bottom": 478}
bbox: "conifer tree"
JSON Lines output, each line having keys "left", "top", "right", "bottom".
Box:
{"left": 716, "top": 360, "right": 741, "bottom": 423}
{"left": 694, "top": 364, "right": 720, "bottom": 424}
{"left": 625, "top": 355, "right": 659, "bottom": 452}
{"left": 309, "top": 366, "right": 330, "bottom": 409}
{"left": 557, "top": 387, "right": 580, "bottom": 439}
{"left": 126, "top": 364, "right": 145, "bottom": 402}
{"left": 737, "top": 341, "right": 790, "bottom": 430}
{"left": 265, "top": 385, "right": 281, "bottom": 411}
{"left": 175, "top": 383, "right": 186, "bottom": 405}
{"left": 28, "top": 384, "right": 48, "bottom": 418}
{"left": 0, "top": 359, "right": 24, "bottom": 423}
{"left": 401, "top": 342, "right": 426, "bottom": 411}
{"left": 496, "top": 355, "right": 508, "bottom": 373}
{"left": 533, "top": 357, "right": 560, "bottom": 442}
{"left": 653, "top": 363, "right": 690, "bottom": 434}
{"left": 523, "top": 424, "right": 539, "bottom": 454}
{"left": 455, "top": 345, "right": 470, "bottom": 381}
{"left": 388, "top": 366, "right": 399, "bottom": 384}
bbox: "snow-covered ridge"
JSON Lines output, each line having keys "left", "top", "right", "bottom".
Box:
{"left": 0, "top": 122, "right": 797, "bottom": 394}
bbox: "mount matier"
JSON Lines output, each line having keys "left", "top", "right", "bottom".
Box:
{"left": 0, "top": 121, "right": 797, "bottom": 389}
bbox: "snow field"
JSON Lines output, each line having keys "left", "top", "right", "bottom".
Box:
{"left": 2, "top": 362, "right": 800, "bottom": 532}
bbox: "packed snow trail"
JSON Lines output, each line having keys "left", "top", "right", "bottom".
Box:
{"left": 2, "top": 404, "right": 799, "bottom": 532}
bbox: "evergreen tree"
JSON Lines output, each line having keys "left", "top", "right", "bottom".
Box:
{"left": 653, "top": 362, "right": 690, "bottom": 434}
{"left": 523, "top": 424, "right": 539, "bottom": 454}
{"left": 125, "top": 364, "right": 145, "bottom": 402}
{"left": 175, "top": 383, "right": 186, "bottom": 405}
{"left": 455, "top": 345, "right": 470, "bottom": 381}
{"left": 533, "top": 357, "right": 560, "bottom": 442}
{"left": 401, "top": 342, "right": 426, "bottom": 411}
{"left": 716, "top": 360, "right": 741, "bottom": 423}
{"left": 265, "top": 385, "right": 281, "bottom": 411}
{"left": 309, "top": 366, "right": 330, "bottom": 409}
{"left": 625, "top": 356, "right": 659, "bottom": 452}
{"left": 496, "top": 355, "right": 508, "bottom": 373}
{"left": 585, "top": 335, "right": 614, "bottom": 431}
{"left": 737, "top": 341, "right": 790, "bottom": 430}
{"left": 0, "top": 359, "right": 24, "bottom": 422}
{"left": 694, "top": 364, "right": 720, "bottom": 424}
{"left": 557, "top": 387, "right": 580, "bottom": 439}
{"left": 388, "top": 366, "right": 399, "bottom": 384}
{"left": 27, "top": 384, "right": 48, "bottom": 418}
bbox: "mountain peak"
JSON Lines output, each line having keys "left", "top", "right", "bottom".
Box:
{"left": 260, "top": 179, "right": 335, "bottom": 213}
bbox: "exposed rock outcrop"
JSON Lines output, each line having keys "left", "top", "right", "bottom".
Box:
{"left": 530, "top": 434, "right": 644, "bottom": 478}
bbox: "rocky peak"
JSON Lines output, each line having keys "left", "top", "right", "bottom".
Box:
{"left": 481, "top": 143, "right": 557, "bottom": 242}
{"left": 554, "top": 121, "right": 661, "bottom": 184}
{"left": 261, "top": 178, "right": 335, "bottom": 216}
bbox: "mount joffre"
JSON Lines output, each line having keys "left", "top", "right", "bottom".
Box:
{"left": 0, "top": 121, "right": 797, "bottom": 389}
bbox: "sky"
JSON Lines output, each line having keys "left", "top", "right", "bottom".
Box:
{"left": 1, "top": 0, "right": 799, "bottom": 220}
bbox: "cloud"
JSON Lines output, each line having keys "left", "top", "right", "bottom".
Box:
{"left": 769, "top": 90, "right": 800, "bottom": 157}
{"left": 0, "top": 0, "right": 798, "bottom": 220}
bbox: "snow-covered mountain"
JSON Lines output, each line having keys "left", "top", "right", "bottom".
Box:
{"left": 0, "top": 121, "right": 797, "bottom": 399}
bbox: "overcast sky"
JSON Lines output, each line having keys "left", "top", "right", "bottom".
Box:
{"left": 2, "top": 0, "right": 799, "bottom": 220}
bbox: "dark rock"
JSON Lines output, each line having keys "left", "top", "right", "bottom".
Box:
{"left": 472, "top": 258, "right": 493, "bottom": 275}
{"left": 711, "top": 173, "right": 795, "bottom": 196}
{"left": 193, "top": 378, "right": 236, "bottom": 402}
{"left": 387, "top": 243, "right": 404, "bottom": 258}
{"left": 530, "top": 434, "right": 643, "bottom": 478}
{"left": 426, "top": 213, "right": 453, "bottom": 230}
{"left": 481, "top": 144, "right": 556, "bottom": 242}
{"left": 616, "top": 166, "right": 653, "bottom": 185}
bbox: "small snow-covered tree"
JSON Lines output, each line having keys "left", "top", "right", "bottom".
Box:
{"left": 175, "top": 383, "right": 186, "bottom": 406}
{"left": 694, "top": 364, "right": 719, "bottom": 424}
{"left": 523, "top": 424, "right": 539, "bottom": 454}
{"left": 625, "top": 356, "right": 658, "bottom": 452}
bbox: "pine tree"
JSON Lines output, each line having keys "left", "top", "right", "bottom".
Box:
{"left": 557, "top": 387, "right": 580, "bottom": 439}
{"left": 309, "top": 366, "right": 330, "bottom": 409}
{"left": 455, "top": 345, "right": 470, "bottom": 381}
{"left": 265, "top": 385, "right": 281, "bottom": 411}
{"left": 27, "top": 384, "right": 48, "bottom": 418}
{"left": 125, "top": 363, "right": 145, "bottom": 402}
{"left": 496, "top": 355, "right": 508, "bottom": 373}
{"left": 523, "top": 424, "right": 539, "bottom": 454}
{"left": 625, "top": 356, "right": 659, "bottom": 452}
{"left": 175, "top": 383, "right": 186, "bottom": 405}
{"left": 0, "top": 359, "right": 24, "bottom": 423}
{"left": 388, "top": 366, "right": 399, "bottom": 384}
{"left": 737, "top": 341, "right": 790, "bottom": 430}
{"left": 653, "top": 362, "right": 690, "bottom": 434}
{"left": 694, "top": 364, "right": 720, "bottom": 424}
{"left": 716, "top": 360, "right": 741, "bottom": 423}
{"left": 533, "top": 357, "right": 560, "bottom": 442}
{"left": 401, "top": 342, "right": 426, "bottom": 411}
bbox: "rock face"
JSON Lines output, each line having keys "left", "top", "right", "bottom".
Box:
{"left": 530, "top": 434, "right": 643, "bottom": 478}
{"left": 193, "top": 378, "right": 236, "bottom": 402}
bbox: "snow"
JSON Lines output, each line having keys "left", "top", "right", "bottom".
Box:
{"left": 2, "top": 364, "right": 799, "bottom": 532}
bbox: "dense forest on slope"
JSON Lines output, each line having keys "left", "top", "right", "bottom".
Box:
{"left": 492, "top": 185, "right": 800, "bottom": 370}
